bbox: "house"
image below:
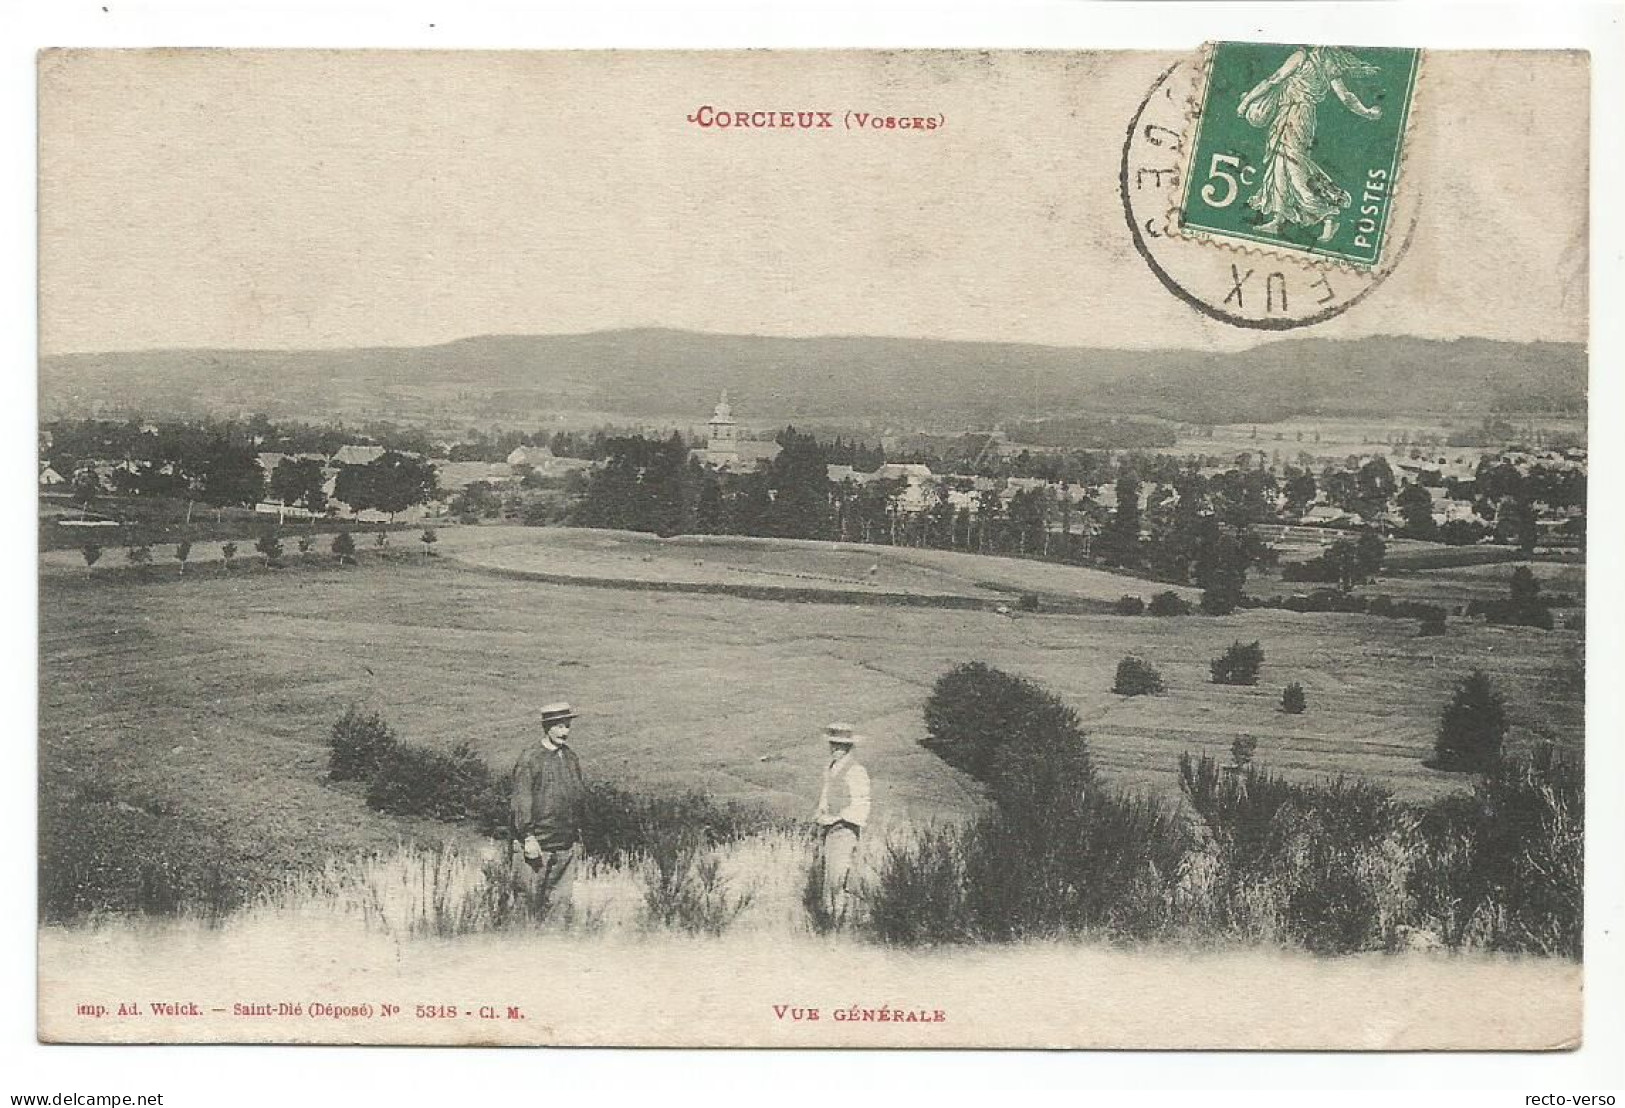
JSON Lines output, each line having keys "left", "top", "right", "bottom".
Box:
{"left": 332, "top": 444, "right": 387, "bottom": 467}
{"left": 39, "top": 466, "right": 64, "bottom": 487}
{"left": 873, "top": 462, "right": 934, "bottom": 484}
{"left": 1300, "top": 504, "right": 1355, "bottom": 527}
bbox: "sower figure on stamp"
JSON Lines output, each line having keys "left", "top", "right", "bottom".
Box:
{"left": 813, "top": 723, "right": 871, "bottom": 921}
{"left": 510, "top": 701, "right": 587, "bottom": 910}
{"left": 1236, "top": 46, "right": 1383, "bottom": 242}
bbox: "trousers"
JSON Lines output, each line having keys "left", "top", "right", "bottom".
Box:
{"left": 820, "top": 823, "right": 860, "bottom": 918}
{"left": 514, "top": 843, "right": 577, "bottom": 910}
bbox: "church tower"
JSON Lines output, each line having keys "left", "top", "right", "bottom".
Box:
{"left": 706, "top": 390, "right": 740, "bottom": 466}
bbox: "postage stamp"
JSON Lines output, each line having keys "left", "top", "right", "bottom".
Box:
{"left": 1176, "top": 43, "right": 1422, "bottom": 268}
{"left": 1121, "top": 47, "right": 1421, "bottom": 330}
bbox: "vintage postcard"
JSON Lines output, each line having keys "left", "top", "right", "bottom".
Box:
{"left": 36, "top": 46, "right": 1588, "bottom": 1048}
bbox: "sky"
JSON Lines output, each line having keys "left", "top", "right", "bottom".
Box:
{"left": 38, "top": 48, "right": 1589, "bottom": 355}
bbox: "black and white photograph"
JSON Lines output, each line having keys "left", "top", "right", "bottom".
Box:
{"left": 20, "top": 27, "right": 1616, "bottom": 1070}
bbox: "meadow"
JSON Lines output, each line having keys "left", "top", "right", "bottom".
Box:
{"left": 41, "top": 526, "right": 1582, "bottom": 892}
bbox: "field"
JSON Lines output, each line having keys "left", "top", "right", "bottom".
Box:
{"left": 40, "top": 527, "right": 1584, "bottom": 893}
{"left": 1149, "top": 415, "right": 1587, "bottom": 461}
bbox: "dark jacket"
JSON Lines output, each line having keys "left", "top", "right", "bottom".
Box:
{"left": 510, "top": 742, "right": 586, "bottom": 851}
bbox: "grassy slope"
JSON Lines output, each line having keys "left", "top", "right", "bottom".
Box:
{"left": 434, "top": 525, "right": 1200, "bottom": 605}
{"left": 40, "top": 547, "right": 1584, "bottom": 887}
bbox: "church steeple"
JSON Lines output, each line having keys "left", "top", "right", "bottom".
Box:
{"left": 707, "top": 390, "right": 738, "bottom": 457}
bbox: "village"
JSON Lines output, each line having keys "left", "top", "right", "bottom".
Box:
{"left": 38, "top": 390, "right": 1586, "bottom": 570}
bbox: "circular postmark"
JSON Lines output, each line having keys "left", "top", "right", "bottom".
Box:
{"left": 1121, "top": 55, "right": 1417, "bottom": 330}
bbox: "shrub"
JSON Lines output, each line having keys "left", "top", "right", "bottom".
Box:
{"left": 1200, "top": 588, "right": 1239, "bottom": 615}
{"left": 1177, "top": 754, "right": 1405, "bottom": 953}
{"left": 1417, "top": 610, "right": 1448, "bottom": 637}
{"left": 332, "top": 530, "right": 357, "bottom": 565}
{"left": 255, "top": 531, "right": 284, "bottom": 566}
{"left": 39, "top": 787, "right": 258, "bottom": 922}
{"left": 1431, "top": 669, "right": 1508, "bottom": 772}
{"left": 296, "top": 535, "right": 315, "bottom": 557}
{"left": 327, "top": 704, "right": 399, "bottom": 783}
{"left": 922, "top": 662, "right": 1091, "bottom": 785}
{"left": 125, "top": 543, "right": 153, "bottom": 569}
{"left": 1438, "top": 519, "right": 1490, "bottom": 546}
{"left": 1147, "top": 590, "right": 1192, "bottom": 616}
{"left": 578, "top": 783, "right": 784, "bottom": 865}
{"left": 365, "top": 739, "right": 506, "bottom": 831}
{"left": 420, "top": 527, "right": 439, "bottom": 557}
{"left": 1017, "top": 592, "right": 1041, "bottom": 612}
{"left": 1280, "top": 682, "right": 1307, "bottom": 714}
{"left": 1112, "top": 655, "right": 1164, "bottom": 697}
{"left": 1210, "top": 640, "right": 1264, "bottom": 686}
{"left": 865, "top": 824, "right": 972, "bottom": 945}
{"left": 175, "top": 539, "right": 193, "bottom": 575}
{"left": 1410, "top": 756, "right": 1583, "bottom": 956}
{"left": 1114, "top": 595, "right": 1145, "bottom": 616}
{"left": 956, "top": 784, "right": 1187, "bottom": 942}
{"left": 221, "top": 541, "right": 238, "bottom": 570}
{"left": 1230, "top": 735, "right": 1258, "bottom": 769}
{"left": 638, "top": 838, "right": 755, "bottom": 936}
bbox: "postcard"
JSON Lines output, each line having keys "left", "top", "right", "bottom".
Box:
{"left": 36, "top": 45, "right": 1587, "bottom": 1048}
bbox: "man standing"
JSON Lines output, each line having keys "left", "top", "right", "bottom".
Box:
{"left": 813, "top": 722, "right": 871, "bottom": 921}
{"left": 510, "top": 701, "right": 587, "bottom": 907}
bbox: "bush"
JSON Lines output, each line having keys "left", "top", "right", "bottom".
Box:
{"left": 1438, "top": 519, "right": 1491, "bottom": 546}
{"left": 81, "top": 541, "right": 103, "bottom": 570}
{"left": 332, "top": 530, "right": 357, "bottom": 565}
{"left": 1410, "top": 756, "right": 1582, "bottom": 956}
{"left": 865, "top": 824, "right": 972, "bottom": 945}
{"left": 1468, "top": 597, "right": 1555, "bottom": 630}
{"left": 1016, "top": 592, "right": 1041, "bottom": 612}
{"left": 1114, "top": 595, "right": 1145, "bottom": 616}
{"left": 960, "top": 787, "right": 1187, "bottom": 942}
{"left": 922, "top": 663, "right": 1091, "bottom": 785}
{"left": 1200, "top": 588, "right": 1239, "bottom": 615}
{"left": 365, "top": 739, "right": 507, "bottom": 831}
{"left": 39, "top": 787, "right": 257, "bottom": 922}
{"left": 1210, "top": 640, "right": 1264, "bottom": 686}
{"left": 638, "top": 838, "right": 755, "bottom": 936}
{"left": 578, "top": 783, "right": 784, "bottom": 865}
{"left": 1281, "top": 682, "right": 1307, "bottom": 714}
{"left": 1112, "top": 655, "right": 1164, "bottom": 697}
{"left": 327, "top": 704, "right": 399, "bottom": 783}
{"left": 1431, "top": 669, "right": 1508, "bottom": 772}
{"left": 1147, "top": 591, "right": 1192, "bottom": 617}
{"left": 1177, "top": 754, "right": 1406, "bottom": 953}
{"left": 255, "top": 531, "right": 284, "bottom": 566}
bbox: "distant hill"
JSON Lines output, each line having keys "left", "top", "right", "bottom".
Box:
{"left": 40, "top": 330, "right": 1586, "bottom": 430}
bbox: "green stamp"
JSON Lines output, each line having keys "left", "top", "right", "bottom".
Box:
{"left": 1178, "top": 42, "right": 1420, "bottom": 268}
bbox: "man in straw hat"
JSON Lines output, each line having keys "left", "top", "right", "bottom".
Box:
{"left": 813, "top": 722, "right": 871, "bottom": 920}
{"left": 510, "top": 700, "right": 587, "bottom": 906}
